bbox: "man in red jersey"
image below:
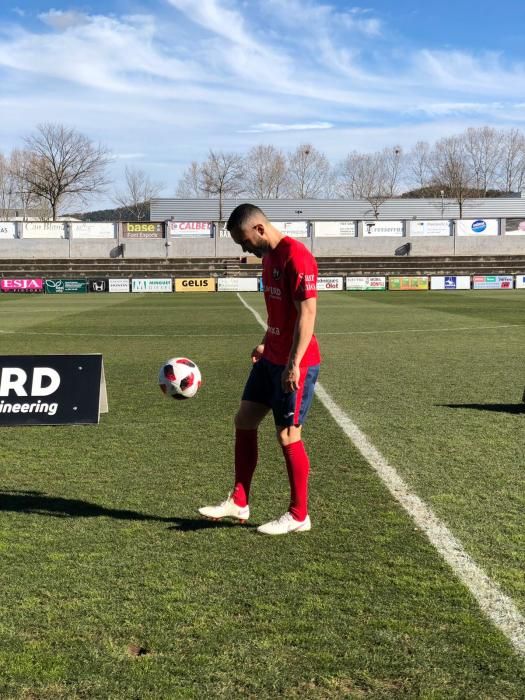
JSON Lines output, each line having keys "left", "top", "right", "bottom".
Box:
{"left": 198, "top": 203, "right": 320, "bottom": 535}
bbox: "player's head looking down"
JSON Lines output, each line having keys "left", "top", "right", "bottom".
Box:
{"left": 227, "top": 203, "right": 282, "bottom": 258}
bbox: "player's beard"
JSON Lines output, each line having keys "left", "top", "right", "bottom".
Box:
{"left": 255, "top": 242, "right": 270, "bottom": 257}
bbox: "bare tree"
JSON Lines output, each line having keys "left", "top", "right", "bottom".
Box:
{"left": 114, "top": 165, "right": 164, "bottom": 221}
{"left": 285, "top": 144, "right": 331, "bottom": 198}
{"left": 337, "top": 147, "right": 403, "bottom": 218}
{"left": 7, "top": 149, "right": 50, "bottom": 219}
{"left": 21, "top": 123, "right": 110, "bottom": 220}
{"left": 407, "top": 141, "right": 432, "bottom": 190}
{"left": 429, "top": 135, "right": 473, "bottom": 218}
{"left": 0, "top": 153, "right": 15, "bottom": 219}
{"left": 498, "top": 128, "right": 525, "bottom": 193}
{"left": 463, "top": 127, "right": 503, "bottom": 196}
{"left": 244, "top": 145, "right": 288, "bottom": 198}
{"left": 176, "top": 161, "right": 206, "bottom": 198}
{"left": 200, "top": 150, "right": 245, "bottom": 221}
{"left": 382, "top": 145, "right": 404, "bottom": 197}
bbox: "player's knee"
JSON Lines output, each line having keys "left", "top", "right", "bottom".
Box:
{"left": 234, "top": 410, "right": 247, "bottom": 429}
{"left": 235, "top": 409, "right": 258, "bottom": 430}
{"left": 276, "top": 425, "right": 302, "bottom": 446}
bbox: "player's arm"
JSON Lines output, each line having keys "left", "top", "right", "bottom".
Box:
{"left": 282, "top": 297, "right": 317, "bottom": 392}
{"left": 251, "top": 331, "right": 267, "bottom": 363}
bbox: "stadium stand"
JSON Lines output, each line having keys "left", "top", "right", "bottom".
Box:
{"left": 2, "top": 255, "right": 525, "bottom": 279}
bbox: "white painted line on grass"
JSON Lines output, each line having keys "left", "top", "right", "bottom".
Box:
{"left": 237, "top": 292, "right": 525, "bottom": 657}
{"left": 1, "top": 324, "right": 524, "bottom": 340}
{"left": 317, "top": 323, "right": 525, "bottom": 336}
{"left": 0, "top": 330, "right": 256, "bottom": 339}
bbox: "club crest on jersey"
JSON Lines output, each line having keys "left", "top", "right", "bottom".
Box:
{"left": 272, "top": 267, "right": 281, "bottom": 280}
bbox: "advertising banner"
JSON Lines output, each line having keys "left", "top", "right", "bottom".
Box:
{"left": 411, "top": 220, "right": 451, "bottom": 236}
{"left": 174, "top": 278, "right": 216, "bottom": 292}
{"left": 132, "top": 278, "right": 172, "bottom": 293}
{"left": 122, "top": 222, "right": 164, "bottom": 239}
{"left": 45, "top": 279, "right": 88, "bottom": 294}
{"left": 345, "top": 276, "right": 386, "bottom": 291}
{"left": 71, "top": 222, "right": 116, "bottom": 239}
{"left": 0, "top": 354, "right": 108, "bottom": 425}
{"left": 317, "top": 277, "right": 344, "bottom": 291}
{"left": 217, "top": 278, "right": 258, "bottom": 292}
{"left": 314, "top": 221, "right": 357, "bottom": 237}
{"left": 364, "top": 221, "right": 404, "bottom": 236}
{"left": 389, "top": 276, "right": 429, "bottom": 291}
{"left": 430, "top": 275, "right": 471, "bottom": 290}
{"left": 89, "top": 279, "right": 108, "bottom": 293}
{"left": 167, "top": 221, "right": 213, "bottom": 237}
{"left": 505, "top": 218, "right": 525, "bottom": 235}
{"left": 515, "top": 275, "right": 525, "bottom": 289}
{"left": 109, "top": 278, "right": 130, "bottom": 293}
{"left": 1, "top": 278, "right": 43, "bottom": 293}
{"left": 23, "top": 222, "right": 67, "bottom": 239}
{"left": 272, "top": 221, "right": 308, "bottom": 238}
{"left": 0, "top": 222, "right": 17, "bottom": 239}
{"left": 472, "top": 275, "right": 513, "bottom": 290}
{"left": 456, "top": 219, "right": 498, "bottom": 236}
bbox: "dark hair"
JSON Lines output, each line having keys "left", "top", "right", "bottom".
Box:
{"left": 226, "top": 203, "right": 266, "bottom": 232}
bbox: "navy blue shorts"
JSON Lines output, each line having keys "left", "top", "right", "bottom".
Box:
{"left": 242, "top": 357, "right": 320, "bottom": 427}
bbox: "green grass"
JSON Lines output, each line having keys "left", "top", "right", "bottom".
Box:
{"left": 0, "top": 291, "right": 524, "bottom": 698}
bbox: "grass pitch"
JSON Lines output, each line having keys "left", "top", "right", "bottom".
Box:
{"left": 0, "top": 290, "right": 524, "bottom": 698}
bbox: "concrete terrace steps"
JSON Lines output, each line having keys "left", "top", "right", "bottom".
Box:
{"left": 1, "top": 256, "right": 525, "bottom": 279}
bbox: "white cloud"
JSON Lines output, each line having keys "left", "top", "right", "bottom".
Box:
{"left": 1, "top": 0, "right": 525, "bottom": 207}
{"left": 39, "top": 10, "right": 91, "bottom": 31}
{"left": 0, "top": 13, "right": 201, "bottom": 94}
{"left": 241, "top": 122, "right": 334, "bottom": 133}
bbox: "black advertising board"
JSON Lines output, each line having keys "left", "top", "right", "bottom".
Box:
{"left": 0, "top": 355, "right": 108, "bottom": 426}
{"left": 89, "top": 278, "right": 108, "bottom": 293}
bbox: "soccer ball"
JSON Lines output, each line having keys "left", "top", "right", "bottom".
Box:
{"left": 158, "top": 357, "right": 202, "bottom": 400}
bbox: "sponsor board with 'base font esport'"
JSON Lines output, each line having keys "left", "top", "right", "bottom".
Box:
{"left": 0, "top": 355, "right": 108, "bottom": 425}
{"left": 175, "top": 278, "right": 216, "bottom": 292}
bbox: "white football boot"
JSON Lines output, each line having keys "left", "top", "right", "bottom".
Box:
{"left": 257, "top": 512, "right": 311, "bottom": 535}
{"left": 198, "top": 493, "right": 250, "bottom": 523}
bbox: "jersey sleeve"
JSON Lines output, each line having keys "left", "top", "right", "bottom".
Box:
{"left": 287, "top": 248, "right": 318, "bottom": 301}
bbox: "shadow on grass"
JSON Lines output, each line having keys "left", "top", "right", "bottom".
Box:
{"left": 0, "top": 490, "right": 253, "bottom": 530}
{"left": 167, "top": 518, "right": 256, "bottom": 532}
{"left": 439, "top": 403, "right": 525, "bottom": 414}
{"left": 0, "top": 489, "right": 173, "bottom": 521}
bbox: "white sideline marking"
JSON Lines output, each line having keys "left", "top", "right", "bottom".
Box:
{"left": 0, "top": 330, "right": 255, "bottom": 339}
{"left": 236, "top": 292, "right": 525, "bottom": 657}
{"left": 316, "top": 323, "right": 525, "bottom": 336}
{"left": 1, "top": 325, "right": 524, "bottom": 340}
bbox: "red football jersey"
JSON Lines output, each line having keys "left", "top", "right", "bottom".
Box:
{"left": 261, "top": 236, "right": 321, "bottom": 367}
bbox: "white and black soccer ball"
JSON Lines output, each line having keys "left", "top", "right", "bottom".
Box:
{"left": 158, "top": 357, "right": 202, "bottom": 400}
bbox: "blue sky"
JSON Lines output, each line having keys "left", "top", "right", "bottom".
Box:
{"left": 1, "top": 1, "right": 524, "bottom": 207}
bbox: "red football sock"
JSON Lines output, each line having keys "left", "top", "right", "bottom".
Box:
{"left": 282, "top": 440, "right": 310, "bottom": 521}
{"left": 232, "top": 429, "right": 258, "bottom": 507}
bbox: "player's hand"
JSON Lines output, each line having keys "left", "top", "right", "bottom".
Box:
{"left": 282, "top": 363, "right": 300, "bottom": 393}
{"left": 251, "top": 344, "right": 264, "bottom": 363}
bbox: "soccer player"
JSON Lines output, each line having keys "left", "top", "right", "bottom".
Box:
{"left": 199, "top": 203, "right": 321, "bottom": 535}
